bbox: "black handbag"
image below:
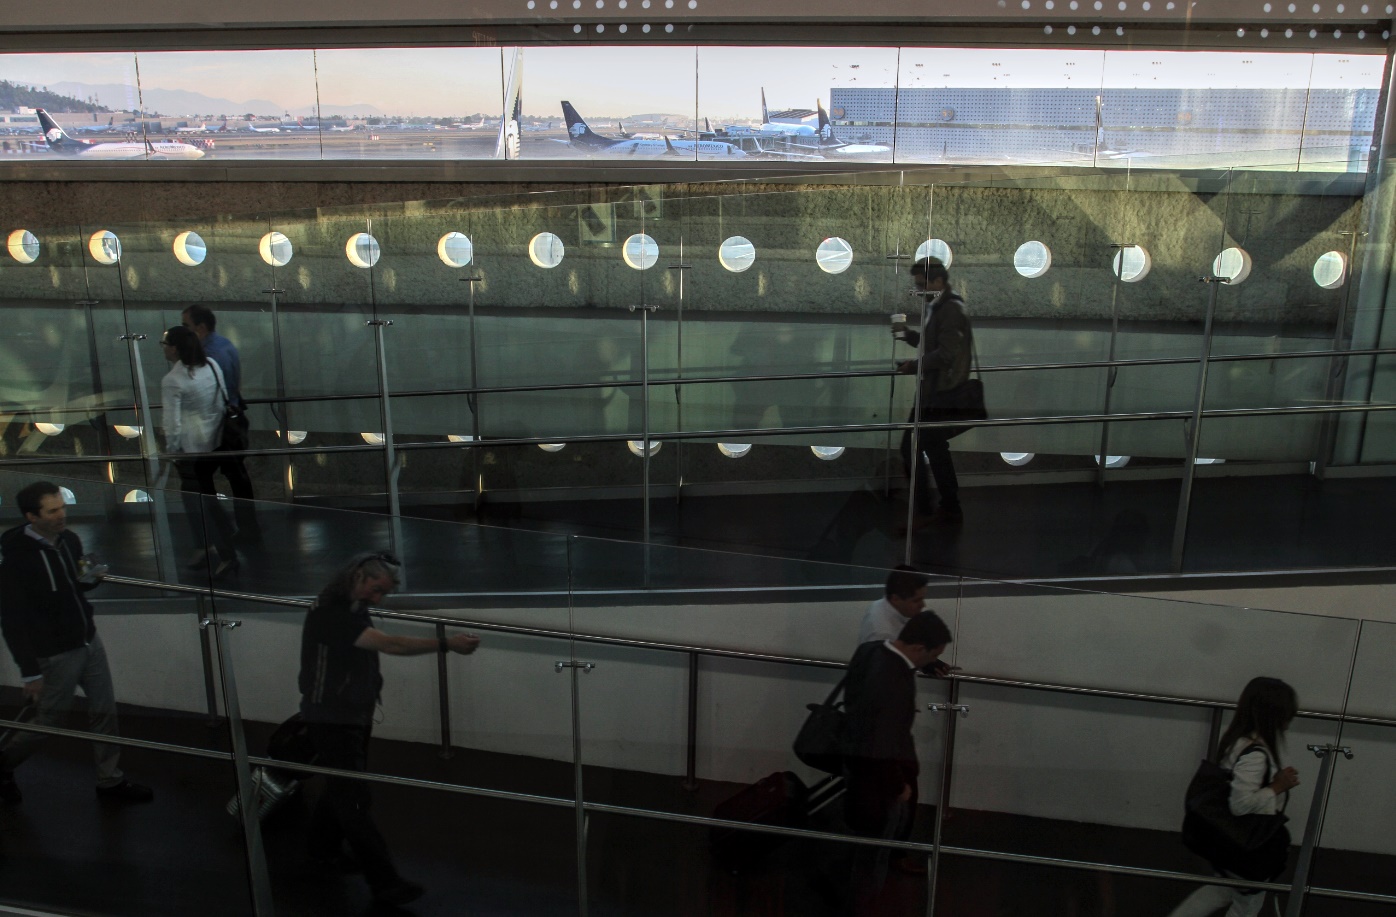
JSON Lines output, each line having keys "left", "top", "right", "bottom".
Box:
{"left": 1181, "top": 744, "right": 1290, "bottom": 880}
{"left": 210, "top": 361, "right": 250, "bottom": 452}
{"left": 924, "top": 336, "right": 987, "bottom": 439}
{"left": 793, "top": 675, "right": 848, "bottom": 776}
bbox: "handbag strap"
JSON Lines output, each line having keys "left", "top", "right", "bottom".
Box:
{"left": 1237, "top": 742, "right": 1288, "bottom": 812}
{"left": 207, "top": 360, "right": 231, "bottom": 412}
{"left": 822, "top": 673, "right": 849, "bottom": 707}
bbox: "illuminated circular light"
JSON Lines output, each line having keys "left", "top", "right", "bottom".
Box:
{"left": 627, "top": 440, "right": 662, "bottom": 456}
{"left": 346, "top": 233, "right": 381, "bottom": 269}
{"left": 1092, "top": 25, "right": 1101, "bottom": 35}
{"left": 915, "top": 238, "right": 953, "bottom": 268}
{"left": 173, "top": 231, "right": 207, "bottom": 266}
{"left": 815, "top": 237, "right": 854, "bottom": 274}
{"left": 619, "top": 23, "right": 628, "bottom": 31}
{"left": 1068, "top": 25, "right": 1077, "bottom": 33}
{"left": 59, "top": 487, "right": 76, "bottom": 505}
{"left": 1195, "top": 457, "right": 1226, "bottom": 465}
{"left": 538, "top": 443, "right": 566, "bottom": 452}
{"left": 88, "top": 230, "right": 121, "bottom": 265}
{"left": 113, "top": 424, "right": 142, "bottom": 439}
{"left": 1095, "top": 454, "right": 1131, "bottom": 468}
{"left": 1013, "top": 241, "right": 1052, "bottom": 278}
{"left": 1286, "top": 28, "right": 1294, "bottom": 37}
{"left": 277, "top": 430, "right": 308, "bottom": 445}
{"left": 717, "top": 443, "right": 752, "bottom": 458}
{"left": 574, "top": 24, "right": 582, "bottom": 32}
{"left": 1001, "top": 452, "right": 1035, "bottom": 466}
{"left": 1212, "top": 247, "right": 1253, "bottom": 284}
{"left": 259, "top": 232, "right": 293, "bottom": 267}
{"left": 622, "top": 233, "right": 660, "bottom": 270}
{"left": 718, "top": 236, "right": 756, "bottom": 272}
{"left": 7, "top": 229, "right": 39, "bottom": 264}
{"left": 810, "top": 446, "right": 845, "bottom": 460}
{"left": 123, "top": 489, "right": 152, "bottom": 503}
{"left": 35, "top": 422, "right": 65, "bottom": 436}
{"left": 1313, "top": 250, "right": 1348, "bottom": 289}
{"left": 665, "top": 24, "right": 675, "bottom": 32}
{"left": 529, "top": 232, "right": 565, "bottom": 269}
{"left": 447, "top": 434, "right": 475, "bottom": 443}
{"left": 1112, "top": 245, "right": 1151, "bottom": 283}
{"left": 361, "top": 432, "right": 386, "bottom": 445}
{"left": 438, "top": 232, "right": 474, "bottom": 267}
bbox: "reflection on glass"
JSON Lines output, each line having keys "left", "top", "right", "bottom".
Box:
{"left": 1014, "top": 241, "right": 1051, "bottom": 278}
{"left": 123, "top": 489, "right": 151, "bottom": 503}
{"left": 58, "top": 486, "right": 75, "bottom": 504}
{"left": 345, "top": 232, "right": 381, "bottom": 268}
{"left": 361, "top": 432, "right": 386, "bottom": 445}
{"left": 529, "top": 232, "right": 565, "bottom": 268}
{"left": 113, "top": 424, "right": 142, "bottom": 439}
{"left": 437, "top": 231, "right": 473, "bottom": 267}
{"left": 276, "top": 430, "right": 308, "bottom": 444}
{"left": 810, "top": 445, "right": 845, "bottom": 460}
{"left": 7, "top": 229, "right": 39, "bottom": 264}
{"left": 447, "top": 434, "right": 475, "bottom": 443}
{"left": 1001, "top": 452, "right": 1035, "bottom": 466}
{"left": 717, "top": 442, "right": 752, "bottom": 458}
{"left": 622, "top": 233, "right": 659, "bottom": 270}
{"left": 626, "top": 440, "right": 662, "bottom": 456}
{"left": 172, "top": 230, "right": 207, "bottom": 266}
{"left": 1112, "top": 245, "right": 1151, "bottom": 283}
{"left": 718, "top": 236, "right": 756, "bottom": 272}
{"left": 538, "top": 443, "right": 566, "bottom": 452}
{"left": 1313, "top": 250, "right": 1347, "bottom": 289}
{"left": 1213, "top": 246, "right": 1252, "bottom": 284}
{"left": 259, "top": 231, "right": 293, "bottom": 266}
{"left": 815, "top": 237, "right": 853, "bottom": 274}
{"left": 1095, "top": 454, "right": 1131, "bottom": 468}
{"left": 87, "top": 230, "right": 121, "bottom": 265}
{"left": 34, "top": 422, "right": 64, "bottom": 436}
{"left": 916, "top": 238, "right": 954, "bottom": 267}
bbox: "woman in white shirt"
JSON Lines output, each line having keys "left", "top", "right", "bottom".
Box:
{"left": 161, "top": 326, "right": 237, "bottom": 576}
{"left": 1168, "top": 677, "right": 1300, "bottom": 917}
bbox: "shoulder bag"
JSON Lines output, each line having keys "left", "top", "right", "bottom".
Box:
{"left": 793, "top": 674, "right": 849, "bottom": 776}
{"left": 1181, "top": 743, "right": 1291, "bottom": 880}
{"left": 209, "top": 360, "right": 250, "bottom": 453}
{"left": 926, "top": 331, "right": 987, "bottom": 439}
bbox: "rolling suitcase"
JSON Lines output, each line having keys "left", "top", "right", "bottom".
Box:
{"left": 710, "top": 771, "right": 846, "bottom": 872}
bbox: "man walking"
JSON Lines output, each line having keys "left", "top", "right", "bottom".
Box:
{"left": 182, "top": 304, "right": 261, "bottom": 543}
{"left": 298, "top": 551, "right": 481, "bottom": 906}
{"left": 0, "top": 481, "right": 152, "bottom": 804}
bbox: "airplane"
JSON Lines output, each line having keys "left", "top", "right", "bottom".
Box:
{"left": 35, "top": 109, "right": 206, "bottom": 160}
{"left": 245, "top": 122, "right": 281, "bottom": 133}
{"left": 76, "top": 117, "right": 117, "bottom": 135}
{"left": 328, "top": 123, "right": 358, "bottom": 132}
{"left": 495, "top": 47, "right": 522, "bottom": 160}
{"left": 175, "top": 122, "right": 207, "bottom": 134}
{"left": 814, "top": 100, "right": 890, "bottom": 156}
{"left": 561, "top": 102, "right": 747, "bottom": 159}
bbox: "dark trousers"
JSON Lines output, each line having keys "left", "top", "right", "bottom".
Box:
{"left": 212, "top": 452, "right": 260, "bottom": 538}
{"left": 899, "top": 412, "right": 959, "bottom": 515}
{"left": 174, "top": 458, "right": 235, "bottom": 559}
{"left": 305, "top": 722, "right": 401, "bottom": 891}
{"left": 844, "top": 761, "right": 918, "bottom": 915}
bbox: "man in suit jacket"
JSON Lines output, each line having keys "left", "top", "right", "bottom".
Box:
{"left": 842, "top": 611, "right": 953, "bottom": 865}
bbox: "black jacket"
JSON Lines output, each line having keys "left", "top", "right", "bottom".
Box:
{"left": 842, "top": 641, "right": 919, "bottom": 801}
{"left": 0, "top": 524, "right": 99, "bottom": 678}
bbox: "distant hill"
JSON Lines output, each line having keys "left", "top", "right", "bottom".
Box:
{"left": 46, "top": 81, "right": 385, "bottom": 118}
{"left": 0, "top": 80, "right": 108, "bottom": 113}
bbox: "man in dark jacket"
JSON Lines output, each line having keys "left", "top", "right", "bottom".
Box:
{"left": 0, "top": 481, "right": 152, "bottom": 804}
{"left": 843, "top": 610, "right": 953, "bottom": 878}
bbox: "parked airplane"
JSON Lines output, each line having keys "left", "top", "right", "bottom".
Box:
{"left": 245, "top": 122, "right": 281, "bottom": 133}
{"left": 76, "top": 117, "right": 117, "bottom": 134}
{"left": 496, "top": 48, "right": 522, "bottom": 160}
{"left": 561, "top": 102, "right": 746, "bottom": 159}
{"left": 36, "top": 109, "right": 206, "bottom": 160}
{"left": 175, "top": 122, "right": 208, "bottom": 134}
{"left": 815, "top": 101, "right": 890, "bottom": 155}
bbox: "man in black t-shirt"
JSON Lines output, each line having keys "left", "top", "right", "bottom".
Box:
{"left": 297, "top": 552, "right": 481, "bottom": 907}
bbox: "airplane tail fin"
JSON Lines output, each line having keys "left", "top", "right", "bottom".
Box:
{"left": 562, "top": 102, "right": 606, "bottom": 147}
{"left": 662, "top": 135, "right": 681, "bottom": 157}
{"left": 496, "top": 47, "right": 523, "bottom": 160}
{"left": 35, "top": 109, "right": 78, "bottom": 151}
{"left": 761, "top": 88, "right": 769, "bottom": 125}
{"left": 817, "top": 100, "right": 838, "bottom": 146}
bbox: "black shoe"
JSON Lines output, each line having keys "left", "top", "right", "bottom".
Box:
{"left": 95, "top": 780, "right": 153, "bottom": 803}
{"left": 0, "top": 773, "right": 20, "bottom": 806}
{"left": 371, "top": 879, "right": 424, "bottom": 907}
{"left": 213, "top": 552, "right": 241, "bottom": 578}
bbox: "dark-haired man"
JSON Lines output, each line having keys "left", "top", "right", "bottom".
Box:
{"left": 843, "top": 611, "right": 953, "bottom": 880}
{"left": 181, "top": 304, "right": 260, "bottom": 544}
{"left": 895, "top": 257, "right": 972, "bottom": 528}
{"left": 0, "top": 481, "right": 152, "bottom": 804}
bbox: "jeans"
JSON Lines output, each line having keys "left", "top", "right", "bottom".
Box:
{"left": 175, "top": 457, "right": 236, "bottom": 559}
{"left": 305, "top": 721, "right": 402, "bottom": 892}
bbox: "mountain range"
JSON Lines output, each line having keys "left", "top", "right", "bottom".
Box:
{"left": 47, "top": 81, "right": 385, "bottom": 118}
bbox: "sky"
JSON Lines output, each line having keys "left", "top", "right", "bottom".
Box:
{"left": 0, "top": 47, "right": 1384, "bottom": 120}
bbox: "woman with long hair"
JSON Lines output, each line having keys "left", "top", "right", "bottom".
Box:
{"left": 160, "top": 325, "right": 237, "bottom": 576}
{"left": 1168, "top": 677, "right": 1300, "bottom": 917}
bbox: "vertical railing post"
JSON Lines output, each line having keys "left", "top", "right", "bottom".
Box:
{"left": 683, "top": 651, "right": 699, "bottom": 791}
{"left": 367, "top": 319, "right": 405, "bottom": 576}
{"left": 196, "top": 594, "right": 221, "bottom": 725}
{"left": 435, "top": 622, "right": 453, "bottom": 760}
{"left": 667, "top": 257, "right": 690, "bottom": 507}
{"left": 1283, "top": 744, "right": 1353, "bottom": 917}
{"left": 630, "top": 304, "right": 658, "bottom": 582}
{"left": 902, "top": 288, "right": 932, "bottom": 566}
{"left": 1096, "top": 244, "right": 1133, "bottom": 486}
{"left": 1170, "top": 275, "right": 1227, "bottom": 572}
{"left": 1314, "top": 229, "right": 1365, "bottom": 480}
{"left": 460, "top": 275, "right": 483, "bottom": 511}
{"left": 122, "top": 333, "right": 179, "bottom": 582}
{"left": 264, "top": 287, "right": 293, "bottom": 503}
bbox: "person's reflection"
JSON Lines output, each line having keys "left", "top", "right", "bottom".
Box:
{"left": 1059, "top": 509, "right": 1151, "bottom": 576}
{"left": 728, "top": 322, "right": 823, "bottom": 432}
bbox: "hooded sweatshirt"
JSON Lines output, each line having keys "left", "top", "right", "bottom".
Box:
{"left": 0, "top": 524, "right": 99, "bottom": 678}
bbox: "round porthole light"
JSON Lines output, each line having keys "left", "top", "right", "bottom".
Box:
{"left": 1095, "top": 454, "right": 1131, "bottom": 468}
{"left": 259, "top": 232, "right": 293, "bottom": 267}
{"left": 811, "top": 446, "right": 845, "bottom": 460}
{"left": 718, "top": 236, "right": 756, "bottom": 273}
{"left": 622, "top": 233, "right": 659, "bottom": 270}
{"left": 1313, "top": 251, "right": 1348, "bottom": 290}
{"left": 438, "top": 232, "right": 474, "bottom": 268}
{"left": 123, "top": 489, "right": 152, "bottom": 503}
{"left": 59, "top": 487, "right": 76, "bottom": 505}
{"left": 346, "top": 233, "right": 381, "bottom": 269}
{"left": 538, "top": 443, "right": 566, "bottom": 452}
{"left": 173, "top": 231, "right": 207, "bottom": 267}
{"left": 1001, "top": 452, "right": 1035, "bottom": 466}
{"left": 627, "top": 440, "right": 662, "bottom": 456}
{"left": 816, "top": 237, "right": 854, "bottom": 274}
{"left": 88, "top": 230, "right": 121, "bottom": 265}
{"left": 915, "top": 238, "right": 954, "bottom": 268}
{"left": 276, "top": 430, "right": 308, "bottom": 445}
{"left": 361, "top": 432, "right": 386, "bottom": 445}
{"left": 113, "top": 424, "right": 142, "bottom": 439}
{"left": 1212, "top": 247, "right": 1252, "bottom": 284}
{"left": 447, "top": 434, "right": 475, "bottom": 443}
{"left": 1013, "top": 241, "right": 1052, "bottom": 278}
{"left": 7, "top": 230, "right": 39, "bottom": 264}
{"left": 717, "top": 443, "right": 752, "bottom": 458}
{"left": 529, "top": 232, "right": 565, "bottom": 269}
{"left": 34, "top": 422, "right": 65, "bottom": 436}
{"left": 1112, "top": 245, "right": 1151, "bottom": 283}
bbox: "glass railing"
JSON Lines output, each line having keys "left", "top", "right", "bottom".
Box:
{"left": 0, "top": 466, "right": 1391, "bottom": 915}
